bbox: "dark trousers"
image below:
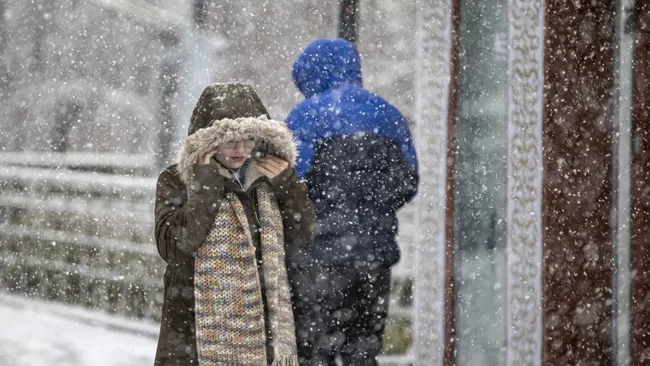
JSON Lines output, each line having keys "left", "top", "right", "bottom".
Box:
{"left": 311, "top": 264, "right": 391, "bottom": 366}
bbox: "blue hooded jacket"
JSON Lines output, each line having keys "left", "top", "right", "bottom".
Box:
{"left": 287, "top": 38, "right": 419, "bottom": 267}
{"left": 288, "top": 39, "right": 418, "bottom": 177}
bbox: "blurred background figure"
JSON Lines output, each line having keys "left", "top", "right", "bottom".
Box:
{"left": 287, "top": 38, "right": 418, "bottom": 366}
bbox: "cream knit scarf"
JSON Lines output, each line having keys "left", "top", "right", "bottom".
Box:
{"left": 194, "top": 184, "right": 298, "bottom": 365}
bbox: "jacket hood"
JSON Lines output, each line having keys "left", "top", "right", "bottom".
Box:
{"left": 292, "top": 39, "right": 363, "bottom": 98}
{"left": 187, "top": 83, "right": 270, "bottom": 136}
{"left": 176, "top": 115, "right": 298, "bottom": 185}
{"left": 177, "top": 83, "right": 296, "bottom": 185}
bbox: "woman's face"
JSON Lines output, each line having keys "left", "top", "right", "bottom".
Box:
{"left": 214, "top": 137, "right": 256, "bottom": 169}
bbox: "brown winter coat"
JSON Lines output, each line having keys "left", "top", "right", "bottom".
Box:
{"left": 153, "top": 83, "right": 316, "bottom": 365}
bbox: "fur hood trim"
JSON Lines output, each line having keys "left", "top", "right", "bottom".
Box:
{"left": 176, "top": 115, "right": 297, "bottom": 185}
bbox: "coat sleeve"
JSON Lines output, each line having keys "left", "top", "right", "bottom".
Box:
{"left": 269, "top": 168, "right": 316, "bottom": 252}
{"left": 154, "top": 165, "right": 225, "bottom": 263}
{"left": 362, "top": 142, "right": 419, "bottom": 211}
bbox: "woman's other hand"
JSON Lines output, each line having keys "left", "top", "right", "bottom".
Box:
{"left": 255, "top": 156, "right": 289, "bottom": 178}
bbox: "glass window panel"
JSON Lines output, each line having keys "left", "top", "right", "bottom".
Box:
{"left": 453, "top": 0, "right": 508, "bottom": 364}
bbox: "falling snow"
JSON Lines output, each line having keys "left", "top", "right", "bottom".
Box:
{"left": 1, "top": 0, "right": 649, "bottom": 366}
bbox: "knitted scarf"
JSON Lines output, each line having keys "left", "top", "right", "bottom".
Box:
{"left": 194, "top": 183, "right": 298, "bottom": 365}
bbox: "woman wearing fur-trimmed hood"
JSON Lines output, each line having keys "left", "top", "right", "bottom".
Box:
{"left": 153, "top": 83, "right": 317, "bottom": 365}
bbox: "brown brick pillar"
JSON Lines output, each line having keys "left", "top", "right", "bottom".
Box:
{"left": 632, "top": 3, "right": 650, "bottom": 364}
{"left": 543, "top": 1, "right": 615, "bottom": 364}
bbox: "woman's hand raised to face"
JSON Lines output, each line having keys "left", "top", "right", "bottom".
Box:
{"left": 199, "top": 148, "right": 218, "bottom": 165}
{"left": 255, "top": 156, "right": 289, "bottom": 178}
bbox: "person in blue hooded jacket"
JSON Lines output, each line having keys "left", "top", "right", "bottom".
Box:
{"left": 286, "top": 38, "right": 419, "bottom": 366}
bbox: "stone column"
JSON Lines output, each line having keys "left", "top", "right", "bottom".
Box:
{"left": 505, "top": 0, "right": 545, "bottom": 365}
{"left": 413, "top": 0, "right": 457, "bottom": 364}
{"left": 631, "top": 2, "right": 650, "bottom": 364}
{"left": 543, "top": 0, "right": 615, "bottom": 364}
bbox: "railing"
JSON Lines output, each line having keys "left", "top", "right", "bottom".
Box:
{"left": 0, "top": 152, "right": 416, "bottom": 359}
{"left": 0, "top": 151, "right": 157, "bottom": 176}
{"left": 0, "top": 153, "right": 164, "bottom": 322}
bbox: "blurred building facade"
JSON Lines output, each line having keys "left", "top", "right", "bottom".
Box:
{"left": 1, "top": 0, "right": 188, "bottom": 158}
{"left": 0, "top": 0, "right": 418, "bottom": 168}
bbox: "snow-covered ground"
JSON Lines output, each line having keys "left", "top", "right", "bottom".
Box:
{"left": 0, "top": 292, "right": 414, "bottom": 366}
{"left": 0, "top": 294, "right": 157, "bottom": 366}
